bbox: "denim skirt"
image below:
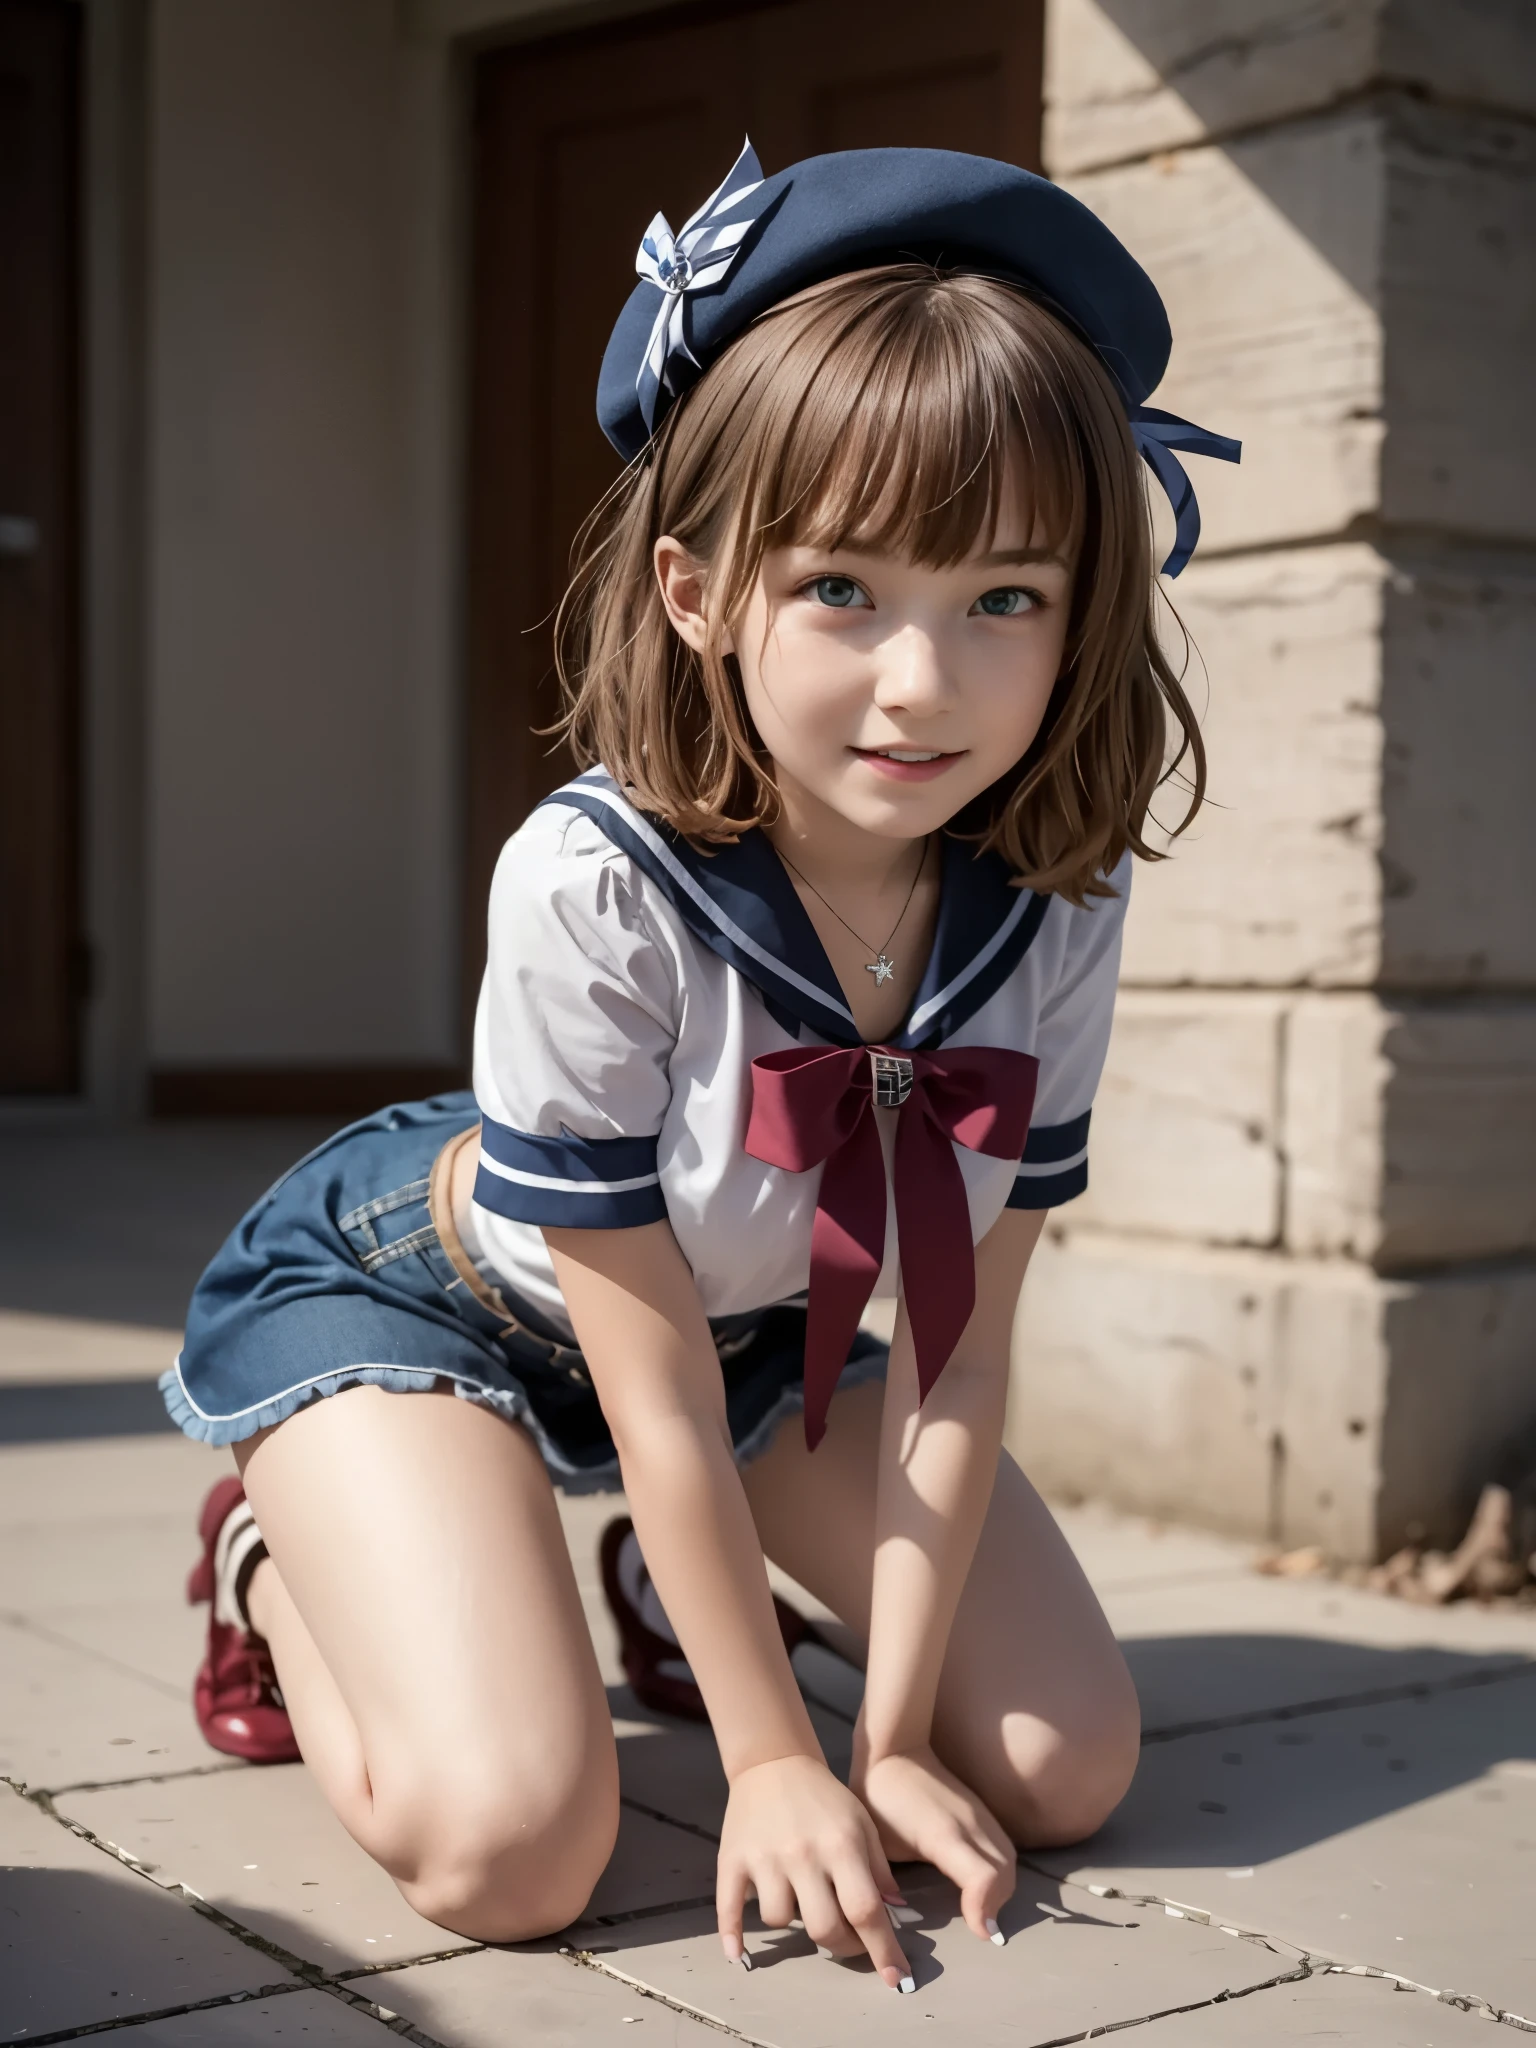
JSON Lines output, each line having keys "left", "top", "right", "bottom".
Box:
{"left": 159, "top": 1093, "right": 888, "bottom": 1492}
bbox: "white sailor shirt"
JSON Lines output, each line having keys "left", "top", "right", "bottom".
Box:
{"left": 469, "top": 770, "right": 1128, "bottom": 1339}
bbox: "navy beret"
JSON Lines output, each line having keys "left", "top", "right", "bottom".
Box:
{"left": 596, "top": 143, "right": 1239, "bottom": 576}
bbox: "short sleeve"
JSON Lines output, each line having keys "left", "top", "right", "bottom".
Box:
{"left": 471, "top": 809, "right": 680, "bottom": 1229}
{"left": 1007, "top": 852, "right": 1131, "bottom": 1210}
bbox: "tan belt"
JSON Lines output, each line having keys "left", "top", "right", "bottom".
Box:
{"left": 427, "top": 1123, "right": 590, "bottom": 1380}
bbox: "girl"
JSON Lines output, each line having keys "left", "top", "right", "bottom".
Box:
{"left": 167, "top": 144, "right": 1237, "bottom": 1992}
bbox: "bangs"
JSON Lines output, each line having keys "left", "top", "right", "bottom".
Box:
{"left": 733, "top": 268, "right": 1091, "bottom": 571}
{"left": 556, "top": 258, "right": 1199, "bottom": 898}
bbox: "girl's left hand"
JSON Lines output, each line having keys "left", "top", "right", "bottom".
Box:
{"left": 851, "top": 1740, "right": 1016, "bottom": 1943}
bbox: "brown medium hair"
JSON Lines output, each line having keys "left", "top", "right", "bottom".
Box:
{"left": 555, "top": 264, "right": 1203, "bottom": 902}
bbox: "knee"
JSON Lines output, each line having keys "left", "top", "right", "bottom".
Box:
{"left": 388, "top": 1771, "right": 620, "bottom": 1943}
{"left": 992, "top": 1682, "right": 1141, "bottom": 1849}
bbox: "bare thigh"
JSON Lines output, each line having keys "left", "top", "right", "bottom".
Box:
{"left": 741, "top": 1381, "right": 1140, "bottom": 1847}
{"left": 235, "top": 1384, "right": 618, "bottom": 1941}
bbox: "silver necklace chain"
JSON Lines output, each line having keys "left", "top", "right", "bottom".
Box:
{"left": 776, "top": 838, "right": 931, "bottom": 988}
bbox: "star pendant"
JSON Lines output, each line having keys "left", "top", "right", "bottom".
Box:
{"left": 866, "top": 953, "right": 896, "bottom": 986}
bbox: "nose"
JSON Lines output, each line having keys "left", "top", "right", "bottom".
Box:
{"left": 872, "top": 623, "right": 952, "bottom": 717}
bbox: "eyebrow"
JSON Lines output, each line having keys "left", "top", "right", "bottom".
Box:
{"left": 976, "top": 545, "right": 1069, "bottom": 569}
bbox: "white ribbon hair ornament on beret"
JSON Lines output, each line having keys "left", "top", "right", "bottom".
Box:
{"left": 634, "top": 140, "right": 767, "bottom": 433}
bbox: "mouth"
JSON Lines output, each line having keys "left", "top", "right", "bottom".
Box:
{"left": 852, "top": 745, "right": 964, "bottom": 782}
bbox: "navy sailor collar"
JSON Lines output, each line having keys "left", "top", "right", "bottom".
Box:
{"left": 541, "top": 771, "right": 1050, "bottom": 1050}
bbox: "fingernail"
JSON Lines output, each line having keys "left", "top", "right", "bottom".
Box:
{"left": 740, "top": 1951, "right": 754, "bottom": 1972}
{"left": 986, "top": 1916, "right": 1006, "bottom": 1946}
{"left": 898, "top": 1974, "right": 916, "bottom": 1995}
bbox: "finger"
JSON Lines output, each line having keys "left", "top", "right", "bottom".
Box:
{"left": 831, "top": 1855, "right": 914, "bottom": 1992}
{"left": 859, "top": 1818, "right": 906, "bottom": 1906}
{"left": 716, "top": 1861, "right": 748, "bottom": 1966}
{"left": 793, "top": 1870, "right": 862, "bottom": 1960}
{"left": 753, "top": 1871, "right": 799, "bottom": 1931}
{"left": 959, "top": 1841, "right": 1016, "bottom": 1944}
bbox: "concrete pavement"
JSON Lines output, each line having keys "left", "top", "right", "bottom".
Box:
{"left": 2, "top": 1121, "right": 1533, "bottom": 2042}
{"left": 5, "top": 1426, "right": 1534, "bottom": 2045}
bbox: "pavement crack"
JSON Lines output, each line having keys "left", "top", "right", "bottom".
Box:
{"left": 1030, "top": 1863, "right": 1534, "bottom": 2032}
{"left": 620, "top": 1792, "right": 721, "bottom": 1844}
{"left": 562, "top": 1944, "right": 777, "bottom": 2045}
{"left": 586, "top": 1891, "right": 718, "bottom": 1929}
{"left": 328, "top": 1942, "right": 485, "bottom": 1983}
{"left": 29, "top": 1758, "right": 249, "bottom": 1798}
{"left": 6, "top": 1978, "right": 312, "bottom": 2044}
{"left": 1140, "top": 1655, "right": 1534, "bottom": 1746}
{"left": 1025, "top": 1957, "right": 1318, "bottom": 2045}
{"left": 13, "top": 1782, "right": 463, "bottom": 2044}
{"left": 0, "top": 1610, "right": 186, "bottom": 1703}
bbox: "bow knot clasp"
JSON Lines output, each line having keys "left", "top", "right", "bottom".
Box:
{"left": 870, "top": 1051, "right": 914, "bottom": 1108}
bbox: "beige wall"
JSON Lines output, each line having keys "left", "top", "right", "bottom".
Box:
{"left": 1010, "top": 0, "right": 1536, "bottom": 1558}
{"left": 146, "top": 0, "right": 459, "bottom": 1066}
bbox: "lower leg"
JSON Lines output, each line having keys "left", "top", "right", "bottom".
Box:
{"left": 243, "top": 1553, "right": 375, "bottom": 1826}
{"left": 743, "top": 1383, "right": 1140, "bottom": 1846}
{"left": 230, "top": 1386, "right": 620, "bottom": 1935}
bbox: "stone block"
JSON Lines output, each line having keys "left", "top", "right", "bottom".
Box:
{"left": 1378, "top": 1263, "right": 1536, "bottom": 1550}
{"left": 1122, "top": 545, "right": 1384, "bottom": 989}
{"left": 1038, "top": 1676, "right": 1536, "bottom": 2024}
{"left": 1008, "top": 1230, "right": 1379, "bottom": 1556}
{"left": 1008, "top": 1227, "right": 1536, "bottom": 1557}
{"left": 1380, "top": 555, "right": 1536, "bottom": 986}
{"left": 1286, "top": 994, "right": 1536, "bottom": 1266}
{"left": 1074, "top": 991, "right": 1285, "bottom": 1245}
{"left": 1045, "top": 0, "right": 1382, "bottom": 175}
{"left": 1064, "top": 112, "right": 1383, "bottom": 556}
{"left": 1381, "top": 101, "right": 1536, "bottom": 544}
{"left": 1045, "top": 0, "right": 1536, "bottom": 176}
{"left": 1384, "top": 0, "right": 1536, "bottom": 125}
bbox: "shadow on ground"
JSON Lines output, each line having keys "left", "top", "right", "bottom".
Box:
{"left": 0, "top": 1120, "right": 334, "bottom": 1327}
{"left": 0, "top": 1378, "right": 180, "bottom": 1443}
{"left": 0, "top": 1862, "right": 287, "bottom": 2038}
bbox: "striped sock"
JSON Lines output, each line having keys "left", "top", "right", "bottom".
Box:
{"left": 212, "top": 1497, "right": 269, "bottom": 1632}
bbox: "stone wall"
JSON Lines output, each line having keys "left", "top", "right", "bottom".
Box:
{"left": 1009, "top": 0, "right": 1536, "bottom": 1558}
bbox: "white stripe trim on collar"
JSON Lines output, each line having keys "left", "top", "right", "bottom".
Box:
{"left": 907, "top": 885, "right": 1039, "bottom": 1039}
{"left": 561, "top": 779, "right": 858, "bottom": 1029}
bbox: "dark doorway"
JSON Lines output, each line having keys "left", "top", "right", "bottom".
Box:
{"left": 0, "top": 0, "right": 81, "bottom": 1095}
{"left": 464, "top": 0, "right": 1043, "bottom": 1026}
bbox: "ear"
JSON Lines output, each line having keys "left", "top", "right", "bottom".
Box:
{"left": 654, "top": 536, "right": 734, "bottom": 657}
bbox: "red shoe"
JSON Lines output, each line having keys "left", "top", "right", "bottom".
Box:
{"left": 599, "top": 1516, "right": 814, "bottom": 1722}
{"left": 186, "top": 1476, "right": 300, "bottom": 1764}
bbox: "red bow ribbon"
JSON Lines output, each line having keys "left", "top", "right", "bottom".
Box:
{"left": 745, "top": 1044, "right": 1039, "bottom": 1449}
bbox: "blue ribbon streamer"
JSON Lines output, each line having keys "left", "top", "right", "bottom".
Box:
{"left": 1130, "top": 405, "right": 1243, "bottom": 577}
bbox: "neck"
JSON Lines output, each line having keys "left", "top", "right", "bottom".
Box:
{"left": 765, "top": 773, "right": 925, "bottom": 894}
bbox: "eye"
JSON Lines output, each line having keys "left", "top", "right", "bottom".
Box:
{"left": 806, "top": 574, "right": 871, "bottom": 610}
{"left": 972, "top": 586, "right": 1039, "bottom": 617}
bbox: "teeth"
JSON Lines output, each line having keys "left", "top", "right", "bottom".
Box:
{"left": 876, "top": 749, "right": 942, "bottom": 762}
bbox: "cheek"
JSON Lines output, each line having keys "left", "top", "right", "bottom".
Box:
{"left": 970, "top": 639, "right": 1064, "bottom": 761}
{"left": 741, "top": 625, "right": 858, "bottom": 754}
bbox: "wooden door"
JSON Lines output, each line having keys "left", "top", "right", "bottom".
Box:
{"left": 0, "top": 0, "right": 80, "bottom": 1094}
{"left": 466, "top": 0, "right": 1043, "bottom": 1018}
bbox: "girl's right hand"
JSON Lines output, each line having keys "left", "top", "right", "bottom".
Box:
{"left": 717, "top": 1754, "right": 913, "bottom": 1991}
